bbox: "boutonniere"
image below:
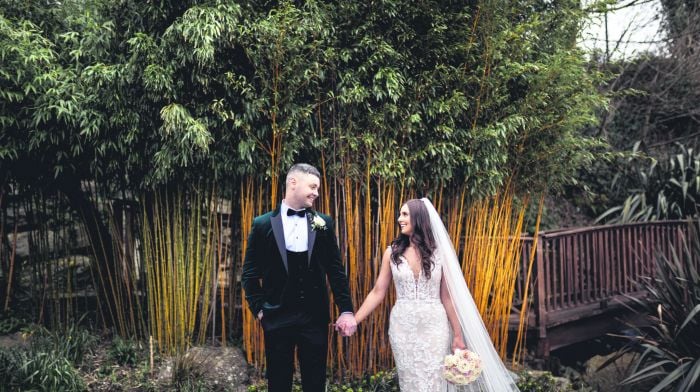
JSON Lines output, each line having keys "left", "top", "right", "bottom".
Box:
{"left": 310, "top": 213, "right": 327, "bottom": 231}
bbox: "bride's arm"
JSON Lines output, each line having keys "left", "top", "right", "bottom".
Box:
{"left": 354, "top": 248, "right": 393, "bottom": 324}
{"left": 440, "top": 270, "right": 466, "bottom": 351}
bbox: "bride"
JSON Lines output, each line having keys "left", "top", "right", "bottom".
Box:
{"left": 348, "top": 198, "right": 519, "bottom": 391}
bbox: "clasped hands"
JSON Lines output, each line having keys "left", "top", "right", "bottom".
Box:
{"left": 334, "top": 313, "right": 357, "bottom": 337}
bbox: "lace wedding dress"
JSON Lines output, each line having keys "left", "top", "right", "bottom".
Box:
{"left": 388, "top": 254, "right": 451, "bottom": 391}
{"left": 387, "top": 198, "right": 520, "bottom": 392}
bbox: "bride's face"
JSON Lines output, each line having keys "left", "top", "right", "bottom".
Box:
{"left": 398, "top": 204, "right": 413, "bottom": 235}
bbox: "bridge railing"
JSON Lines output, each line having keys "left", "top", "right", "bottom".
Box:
{"left": 513, "top": 220, "right": 691, "bottom": 324}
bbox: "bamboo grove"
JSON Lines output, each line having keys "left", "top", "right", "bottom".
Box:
{"left": 2, "top": 0, "right": 606, "bottom": 380}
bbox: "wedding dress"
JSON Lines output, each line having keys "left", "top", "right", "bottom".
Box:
{"left": 387, "top": 199, "right": 520, "bottom": 392}
{"left": 389, "top": 253, "right": 450, "bottom": 391}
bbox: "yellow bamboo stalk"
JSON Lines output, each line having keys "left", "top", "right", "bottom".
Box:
{"left": 241, "top": 177, "right": 268, "bottom": 369}
{"left": 458, "top": 188, "right": 528, "bottom": 356}
{"left": 143, "top": 187, "right": 217, "bottom": 354}
{"left": 512, "top": 195, "right": 543, "bottom": 366}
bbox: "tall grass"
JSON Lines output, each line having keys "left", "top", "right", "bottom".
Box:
{"left": 3, "top": 174, "right": 534, "bottom": 379}
{"left": 2, "top": 220, "right": 17, "bottom": 313}
{"left": 214, "top": 196, "right": 235, "bottom": 346}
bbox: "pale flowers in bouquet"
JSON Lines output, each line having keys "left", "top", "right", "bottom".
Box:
{"left": 442, "top": 348, "right": 483, "bottom": 385}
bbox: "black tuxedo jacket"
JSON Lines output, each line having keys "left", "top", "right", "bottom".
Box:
{"left": 241, "top": 206, "right": 353, "bottom": 325}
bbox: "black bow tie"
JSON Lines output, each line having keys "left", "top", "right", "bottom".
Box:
{"left": 286, "top": 208, "right": 307, "bottom": 218}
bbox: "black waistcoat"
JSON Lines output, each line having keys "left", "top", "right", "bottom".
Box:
{"left": 286, "top": 250, "right": 311, "bottom": 308}
{"left": 260, "top": 250, "right": 325, "bottom": 329}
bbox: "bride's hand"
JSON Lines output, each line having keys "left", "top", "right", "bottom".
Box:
{"left": 452, "top": 335, "right": 466, "bottom": 352}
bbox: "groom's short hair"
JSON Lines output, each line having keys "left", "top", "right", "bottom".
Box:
{"left": 286, "top": 163, "right": 321, "bottom": 186}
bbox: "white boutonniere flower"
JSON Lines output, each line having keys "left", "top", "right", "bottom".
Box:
{"left": 311, "top": 214, "right": 327, "bottom": 231}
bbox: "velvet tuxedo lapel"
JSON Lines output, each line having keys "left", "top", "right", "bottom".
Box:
{"left": 307, "top": 213, "right": 317, "bottom": 265}
{"left": 270, "top": 209, "right": 288, "bottom": 273}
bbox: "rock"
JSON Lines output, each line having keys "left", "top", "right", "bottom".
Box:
{"left": 157, "top": 346, "right": 250, "bottom": 391}
{"left": 583, "top": 352, "right": 638, "bottom": 392}
{"left": 0, "top": 332, "right": 29, "bottom": 350}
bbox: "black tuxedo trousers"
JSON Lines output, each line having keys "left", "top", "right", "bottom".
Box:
{"left": 263, "top": 251, "right": 327, "bottom": 392}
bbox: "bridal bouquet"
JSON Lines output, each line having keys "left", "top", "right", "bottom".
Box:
{"left": 442, "top": 349, "right": 483, "bottom": 385}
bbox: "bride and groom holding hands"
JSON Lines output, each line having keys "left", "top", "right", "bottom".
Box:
{"left": 242, "top": 163, "right": 519, "bottom": 391}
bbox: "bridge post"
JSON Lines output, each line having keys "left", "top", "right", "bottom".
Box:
{"left": 534, "top": 232, "right": 549, "bottom": 358}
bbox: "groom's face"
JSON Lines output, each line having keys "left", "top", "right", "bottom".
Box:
{"left": 287, "top": 173, "right": 320, "bottom": 209}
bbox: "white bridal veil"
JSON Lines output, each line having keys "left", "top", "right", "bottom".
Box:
{"left": 421, "top": 198, "right": 520, "bottom": 391}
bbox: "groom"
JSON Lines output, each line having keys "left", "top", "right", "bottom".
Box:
{"left": 242, "top": 163, "right": 357, "bottom": 392}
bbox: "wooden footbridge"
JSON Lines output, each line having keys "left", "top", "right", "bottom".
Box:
{"left": 509, "top": 220, "right": 692, "bottom": 357}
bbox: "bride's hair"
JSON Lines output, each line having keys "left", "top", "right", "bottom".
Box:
{"left": 391, "top": 199, "right": 437, "bottom": 279}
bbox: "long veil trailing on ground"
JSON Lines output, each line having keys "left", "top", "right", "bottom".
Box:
{"left": 421, "top": 198, "right": 520, "bottom": 391}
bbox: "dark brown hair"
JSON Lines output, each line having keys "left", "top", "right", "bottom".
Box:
{"left": 390, "top": 199, "right": 436, "bottom": 279}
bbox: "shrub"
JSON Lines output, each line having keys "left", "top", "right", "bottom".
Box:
{"left": 21, "top": 351, "right": 87, "bottom": 391}
{"left": 516, "top": 371, "right": 569, "bottom": 392}
{"left": 0, "top": 322, "right": 93, "bottom": 391}
{"left": 108, "top": 336, "right": 139, "bottom": 366}
{"left": 0, "top": 348, "right": 23, "bottom": 390}
{"left": 597, "top": 144, "right": 700, "bottom": 224}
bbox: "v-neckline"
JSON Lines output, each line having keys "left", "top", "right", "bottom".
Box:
{"left": 399, "top": 255, "right": 422, "bottom": 282}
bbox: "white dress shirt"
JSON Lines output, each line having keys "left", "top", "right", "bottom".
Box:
{"left": 281, "top": 201, "right": 308, "bottom": 252}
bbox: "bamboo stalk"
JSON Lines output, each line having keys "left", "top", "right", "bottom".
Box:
{"left": 143, "top": 187, "right": 217, "bottom": 354}
{"left": 512, "top": 195, "right": 543, "bottom": 365}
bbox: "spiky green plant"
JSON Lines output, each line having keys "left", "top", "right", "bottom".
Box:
{"left": 27, "top": 322, "right": 96, "bottom": 364}
{"left": 608, "top": 220, "right": 700, "bottom": 391}
{"left": 0, "top": 348, "right": 87, "bottom": 392}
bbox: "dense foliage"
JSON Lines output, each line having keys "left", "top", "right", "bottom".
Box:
{"left": 596, "top": 144, "right": 699, "bottom": 224}
{"left": 0, "top": 0, "right": 606, "bottom": 195}
{"left": 1, "top": 0, "right": 607, "bottom": 363}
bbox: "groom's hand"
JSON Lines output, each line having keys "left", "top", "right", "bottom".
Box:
{"left": 335, "top": 313, "right": 357, "bottom": 337}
